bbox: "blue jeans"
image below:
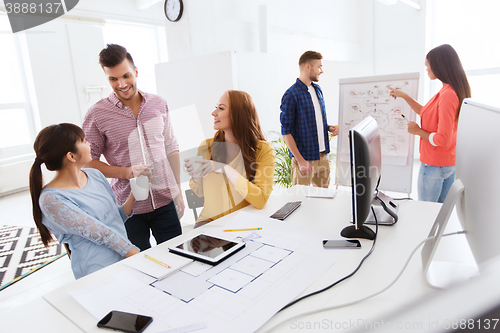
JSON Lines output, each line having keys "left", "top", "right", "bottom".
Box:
{"left": 124, "top": 201, "right": 182, "bottom": 251}
{"left": 417, "top": 163, "right": 455, "bottom": 203}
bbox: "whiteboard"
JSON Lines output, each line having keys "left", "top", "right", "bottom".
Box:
{"left": 335, "top": 72, "right": 419, "bottom": 193}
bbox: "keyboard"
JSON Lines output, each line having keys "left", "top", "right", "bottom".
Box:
{"left": 270, "top": 201, "right": 302, "bottom": 221}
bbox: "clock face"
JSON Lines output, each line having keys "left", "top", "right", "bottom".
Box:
{"left": 164, "top": 0, "right": 183, "bottom": 22}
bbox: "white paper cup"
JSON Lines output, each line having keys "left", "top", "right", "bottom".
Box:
{"left": 130, "top": 175, "right": 149, "bottom": 201}
{"left": 184, "top": 156, "right": 203, "bottom": 177}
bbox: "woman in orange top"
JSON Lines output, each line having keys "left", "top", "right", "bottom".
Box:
{"left": 185, "top": 90, "right": 275, "bottom": 225}
{"left": 388, "top": 44, "right": 471, "bottom": 203}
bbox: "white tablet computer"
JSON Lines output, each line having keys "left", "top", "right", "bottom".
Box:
{"left": 168, "top": 233, "right": 245, "bottom": 265}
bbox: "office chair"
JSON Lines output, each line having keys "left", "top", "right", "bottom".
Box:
{"left": 185, "top": 189, "right": 204, "bottom": 221}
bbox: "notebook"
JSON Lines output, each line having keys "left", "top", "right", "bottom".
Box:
{"left": 123, "top": 247, "right": 193, "bottom": 280}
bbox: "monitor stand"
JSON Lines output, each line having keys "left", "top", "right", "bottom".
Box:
{"left": 421, "top": 179, "right": 479, "bottom": 289}
{"left": 348, "top": 192, "right": 400, "bottom": 226}
{"left": 366, "top": 191, "right": 399, "bottom": 225}
{"left": 343, "top": 192, "right": 399, "bottom": 240}
{"left": 340, "top": 224, "right": 375, "bottom": 240}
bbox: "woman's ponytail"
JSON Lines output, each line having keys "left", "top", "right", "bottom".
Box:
{"left": 30, "top": 123, "right": 85, "bottom": 247}
{"left": 29, "top": 157, "right": 53, "bottom": 247}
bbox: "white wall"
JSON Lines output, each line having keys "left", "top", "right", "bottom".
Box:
{"left": 373, "top": 0, "right": 427, "bottom": 101}
{"left": 166, "top": 0, "right": 374, "bottom": 62}
{"left": 17, "top": 0, "right": 378, "bottom": 135}
{"left": 0, "top": 0, "right": 168, "bottom": 194}
{"left": 235, "top": 53, "right": 374, "bottom": 137}
{"left": 156, "top": 51, "right": 238, "bottom": 147}
{"left": 26, "top": 21, "right": 83, "bottom": 128}
{"left": 2, "top": 0, "right": 430, "bottom": 194}
{"left": 372, "top": 0, "right": 428, "bottom": 162}
{"left": 25, "top": 0, "right": 168, "bottom": 129}
{"left": 160, "top": 0, "right": 375, "bottom": 138}
{"left": 157, "top": 50, "right": 373, "bottom": 145}
{"left": 70, "top": 0, "right": 165, "bottom": 23}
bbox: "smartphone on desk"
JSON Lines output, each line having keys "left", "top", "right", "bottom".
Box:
{"left": 97, "top": 310, "right": 153, "bottom": 333}
{"left": 323, "top": 239, "right": 361, "bottom": 249}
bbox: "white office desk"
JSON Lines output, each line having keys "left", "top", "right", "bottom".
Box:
{"left": 1, "top": 297, "right": 83, "bottom": 333}
{"left": 261, "top": 187, "right": 443, "bottom": 332}
{"left": 41, "top": 185, "right": 444, "bottom": 332}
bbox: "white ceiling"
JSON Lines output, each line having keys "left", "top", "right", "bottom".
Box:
{"left": 136, "top": 0, "right": 163, "bottom": 10}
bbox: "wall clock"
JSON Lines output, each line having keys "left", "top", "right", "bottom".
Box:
{"left": 164, "top": 0, "right": 183, "bottom": 22}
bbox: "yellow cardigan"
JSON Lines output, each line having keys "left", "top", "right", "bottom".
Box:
{"left": 189, "top": 139, "right": 275, "bottom": 223}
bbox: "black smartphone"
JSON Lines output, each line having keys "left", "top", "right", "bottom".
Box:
{"left": 323, "top": 239, "right": 361, "bottom": 249}
{"left": 97, "top": 310, "right": 153, "bottom": 333}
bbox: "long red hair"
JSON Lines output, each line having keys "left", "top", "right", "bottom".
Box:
{"left": 212, "top": 90, "right": 265, "bottom": 182}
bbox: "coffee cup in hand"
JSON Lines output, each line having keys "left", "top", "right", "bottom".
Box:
{"left": 184, "top": 156, "right": 203, "bottom": 178}
{"left": 130, "top": 175, "right": 149, "bottom": 201}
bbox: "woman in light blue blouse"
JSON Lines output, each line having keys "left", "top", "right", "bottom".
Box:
{"left": 29, "top": 123, "right": 140, "bottom": 279}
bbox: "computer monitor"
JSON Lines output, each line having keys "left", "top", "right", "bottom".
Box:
{"left": 422, "top": 99, "right": 500, "bottom": 288}
{"left": 341, "top": 116, "right": 398, "bottom": 240}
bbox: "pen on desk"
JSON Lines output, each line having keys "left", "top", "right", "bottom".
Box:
{"left": 144, "top": 254, "right": 171, "bottom": 268}
{"left": 223, "top": 228, "right": 262, "bottom": 232}
{"left": 401, "top": 114, "right": 410, "bottom": 123}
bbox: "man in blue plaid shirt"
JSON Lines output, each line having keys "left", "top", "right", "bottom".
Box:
{"left": 280, "top": 51, "right": 339, "bottom": 188}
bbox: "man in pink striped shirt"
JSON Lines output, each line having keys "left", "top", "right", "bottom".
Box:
{"left": 82, "top": 44, "right": 184, "bottom": 251}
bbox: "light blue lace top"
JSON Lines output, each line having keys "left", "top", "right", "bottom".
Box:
{"left": 39, "top": 168, "right": 136, "bottom": 279}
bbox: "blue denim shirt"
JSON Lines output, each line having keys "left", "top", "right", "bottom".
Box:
{"left": 280, "top": 78, "right": 330, "bottom": 161}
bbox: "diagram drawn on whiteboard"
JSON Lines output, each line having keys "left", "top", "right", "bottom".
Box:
{"left": 339, "top": 80, "right": 415, "bottom": 164}
{"left": 336, "top": 73, "right": 419, "bottom": 193}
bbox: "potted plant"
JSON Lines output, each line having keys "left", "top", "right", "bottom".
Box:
{"left": 269, "top": 131, "right": 336, "bottom": 189}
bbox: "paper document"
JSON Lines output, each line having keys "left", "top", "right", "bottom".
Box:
{"left": 123, "top": 247, "right": 193, "bottom": 280}
{"left": 306, "top": 187, "right": 337, "bottom": 199}
{"left": 64, "top": 211, "right": 345, "bottom": 333}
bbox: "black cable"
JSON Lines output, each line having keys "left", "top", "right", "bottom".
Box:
{"left": 393, "top": 197, "right": 414, "bottom": 201}
{"left": 278, "top": 206, "right": 379, "bottom": 312}
{"left": 265, "top": 230, "right": 467, "bottom": 333}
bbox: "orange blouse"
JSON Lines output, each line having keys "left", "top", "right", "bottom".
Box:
{"left": 419, "top": 84, "right": 459, "bottom": 167}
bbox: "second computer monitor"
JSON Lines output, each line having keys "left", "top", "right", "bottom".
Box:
{"left": 341, "top": 116, "right": 381, "bottom": 240}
